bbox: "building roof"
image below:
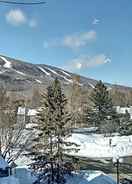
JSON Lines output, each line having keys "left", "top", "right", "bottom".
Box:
{"left": 88, "top": 174, "right": 116, "bottom": 184}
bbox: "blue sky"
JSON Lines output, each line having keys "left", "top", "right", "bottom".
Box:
{"left": 0, "top": 0, "right": 132, "bottom": 86}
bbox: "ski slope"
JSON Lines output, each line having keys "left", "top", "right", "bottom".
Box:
{"left": 38, "top": 66, "right": 51, "bottom": 76}
{"left": 68, "top": 133, "right": 132, "bottom": 158}
{"left": 0, "top": 56, "right": 12, "bottom": 68}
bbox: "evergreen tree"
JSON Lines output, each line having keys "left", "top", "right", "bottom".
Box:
{"left": 119, "top": 110, "right": 132, "bottom": 135}
{"left": 0, "top": 87, "right": 31, "bottom": 164}
{"left": 90, "top": 80, "right": 119, "bottom": 132}
{"left": 29, "top": 79, "right": 79, "bottom": 184}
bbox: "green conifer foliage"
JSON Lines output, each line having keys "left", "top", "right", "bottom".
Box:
{"left": 30, "top": 78, "right": 79, "bottom": 184}
{"left": 90, "top": 80, "right": 119, "bottom": 132}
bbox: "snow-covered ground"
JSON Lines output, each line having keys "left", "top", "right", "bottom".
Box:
{"left": 0, "top": 176, "right": 20, "bottom": 184}
{"left": 65, "top": 171, "right": 116, "bottom": 184}
{"left": 1, "top": 131, "right": 131, "bottom": 183}
{"left": 12, "top": 167, "right": 36, "bottom": 184}
{"left": 68, "top": 133, "right": 132, "bottom": 158}
{"left": 0, "top": 170, "right": 116, "bottom": 184}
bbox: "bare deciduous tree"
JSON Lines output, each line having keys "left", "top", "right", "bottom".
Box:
{"left": 0, "top": 87, "right": 33, "bottom": 164}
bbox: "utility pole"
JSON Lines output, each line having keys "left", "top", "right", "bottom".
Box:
{"left": 116, "top": 158, "right": 119, "bottom": 184}
{"left": 113, "top": 155, "right": 123, "bottom": 184}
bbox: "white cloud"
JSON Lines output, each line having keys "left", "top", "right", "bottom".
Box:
{"left": 6, "top": 9, "right": 27, "bottom": 26}
{"left": 92, "top": 18, "right": 100, "bottom": 25}
{"left": 66, "top": 54, "right": 111, "bottom": 71}
{"left": 43, "top": 30, "right": 96, "bottom": 49}
{"left": 5, "top": 9, "right": 37, "bottom": 28}
{"left": 62, "top": 30, "right": 96, "bottom": 49}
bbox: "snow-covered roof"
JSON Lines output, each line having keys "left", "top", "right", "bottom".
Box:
{"left": 0, "top": 156, "right": 9, "bottom": 169}
{"left": 88, "top": 174, "right": 116, "bottom": 184}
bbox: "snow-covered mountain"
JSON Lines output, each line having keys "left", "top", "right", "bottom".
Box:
{"left": 0, "top": 54, "right": 131, "bottom": 92}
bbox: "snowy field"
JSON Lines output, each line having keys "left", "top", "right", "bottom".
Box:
{"left": 68, "top": 133, "right": 132, "bottom": 158}
{"left": 1, "top": 132, "right": 132, "bottom": 183}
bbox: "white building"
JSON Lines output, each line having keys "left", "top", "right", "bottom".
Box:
{"left": 116, "top": 106, "right": 132, "bottom": 119}
{"left": 17, "top": 107, "right": 38, "bottom": 124}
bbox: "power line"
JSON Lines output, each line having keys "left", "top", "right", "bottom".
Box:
{"left": 0, "top": 0, "right": 46, "bottom": 5}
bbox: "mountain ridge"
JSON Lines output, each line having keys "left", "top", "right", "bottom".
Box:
{"left": 0, "top": 54, "right": 131, "bottom": 93}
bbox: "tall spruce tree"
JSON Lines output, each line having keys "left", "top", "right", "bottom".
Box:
{"left": 90, "top": 80, "right": 119, "bottom": 132}
{"left": 29, "top": 79, "right": 78, "bottom": 184}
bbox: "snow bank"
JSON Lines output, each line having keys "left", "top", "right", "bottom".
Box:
{"left": 67, "top": 133, "right": 132, "bottom": 158}
{"left": 0, "top": 176, "right": 19, "bottom": 184}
